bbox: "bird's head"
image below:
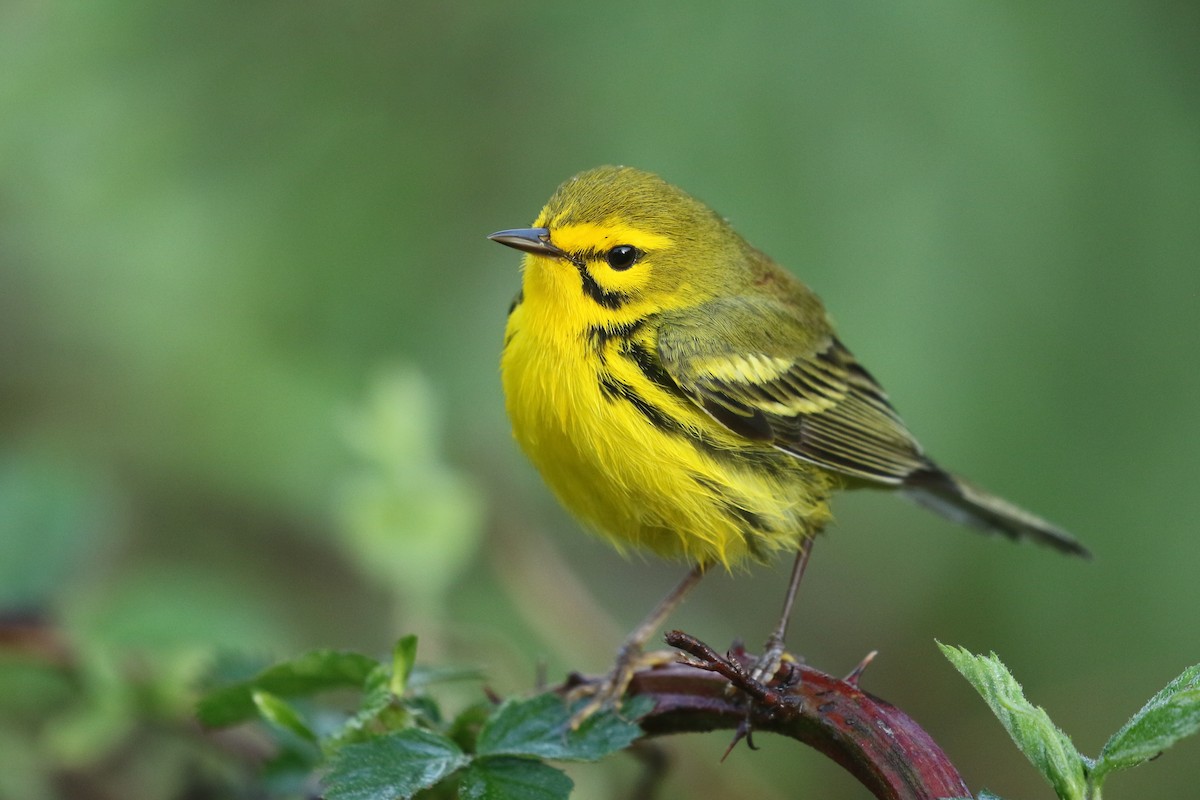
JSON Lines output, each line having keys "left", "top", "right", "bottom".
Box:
{"left": 490, "top": 166, "right": 754, "bottom": 326}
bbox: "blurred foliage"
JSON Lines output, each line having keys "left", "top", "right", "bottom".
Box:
{"left": 196, "top": 636, "right": 649, "bottom": 800}
{"left": 1, "top": 1, "right": 1198, "bottom": 798}
{"left": 0, "top": 453, "right": 108, "bottom": 609}
{"left": 0, "top": 617, "right": 247, "bottom": 800}
{"left": 337, "top": 369, "right": 483, "bottom": 628}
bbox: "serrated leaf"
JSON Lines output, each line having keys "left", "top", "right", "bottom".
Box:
{"left": 459, "top": 757, "right": 573, "bottom": 800}
{"left": 939, "top": 643, "right": 1086, "bottom": 800}
{"left": 390, "top": 635, "right": 418, "bottom": 696}
{"left": 252, "top": 690, "right": 317, "bottom": 743}
{"left": 476, "top": 693, "right": 650, "bottom": 762}
{"left": 323, "top": 728, "right": 468, "bottom": 800}
{"left": 198, "top": 649, "right": 379, "bottom": 727}
{"left": 1093, "top": 664, "right": 1200, "bottom": 785}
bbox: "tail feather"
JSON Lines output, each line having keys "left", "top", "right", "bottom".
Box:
{"left": 902, "top": 469, "right": 1090, "bottom": 558}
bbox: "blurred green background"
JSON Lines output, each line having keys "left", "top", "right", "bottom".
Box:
{"left": 2, "top": 2, "right": 1198, "bottom": 798}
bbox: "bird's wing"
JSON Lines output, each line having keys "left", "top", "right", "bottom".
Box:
{"left": 656, "top": 296, "right": 931, "bottom": 484}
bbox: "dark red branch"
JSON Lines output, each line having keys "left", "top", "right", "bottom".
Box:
{"left": 623, "top": 631, "right": 969, "bottom": 800}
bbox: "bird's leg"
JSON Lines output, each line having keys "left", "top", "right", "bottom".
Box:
{"left": 749, "top": 535, "right": 816, "bottom": 685}
{"left": 569, "top": 563, "right": 706, "bottom": 726}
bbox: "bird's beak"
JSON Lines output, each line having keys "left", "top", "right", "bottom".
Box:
{"left": 488, "top": 227, "right": 574, "bottom": 263}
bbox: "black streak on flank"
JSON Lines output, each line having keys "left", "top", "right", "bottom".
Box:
{"left": 598, "top": 374, "right": 678, "bottom": 435}
{"left": 623, "top": 340, "right": 690, "bottom": 401}
{"left": 586, "top": 318, "right": 646, "bottom": 349}
{"left": 598, "top": 371, "right": 792, "bottom": 477}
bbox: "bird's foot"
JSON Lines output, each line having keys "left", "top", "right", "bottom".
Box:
{"left": 722, "top": 633, "right": 800, "bottom": 698}
{"left": 565, "top": 646, "right": 674, "bottom": 729}
{"left": 748, "top": 633, "right": 791, "bottom": 685}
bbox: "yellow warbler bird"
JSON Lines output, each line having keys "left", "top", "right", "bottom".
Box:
{"left": 491, "top": 166, "right": 1088, "bottom": 708}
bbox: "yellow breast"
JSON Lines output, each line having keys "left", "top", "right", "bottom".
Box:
{"left": 501, "top": 275, "right": 836, "bottom": 569}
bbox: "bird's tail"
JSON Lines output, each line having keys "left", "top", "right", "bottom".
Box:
{"left": 901, "top": 469, "right": 1091, "bottom": 558}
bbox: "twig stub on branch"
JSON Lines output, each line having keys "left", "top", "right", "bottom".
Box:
{"left": 615, "top": 630, "right": 970, "bottom": 800}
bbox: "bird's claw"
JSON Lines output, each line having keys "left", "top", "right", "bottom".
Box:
{"left": 565, "top": 648, "right": 675, "bottom": 729}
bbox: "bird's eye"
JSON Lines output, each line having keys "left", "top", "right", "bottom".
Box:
{"left": 605, "top": 245, "right": 642, "bottom": 271}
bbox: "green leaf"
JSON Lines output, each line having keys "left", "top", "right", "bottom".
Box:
{"left": 198, "top": 649, "right": 379, "bottom": 727}
{"left": 1093, "top": 664, "right": 1200, "bottom": 786}
{"left": 448, "top": 701, "right": 494, "bottom": 753}
{"left": 252, "top": 690, "right": 317, "bottom": 743}
{"left": 390, "top": 635, "right": 418, "bottom": 696}
{"left": 323, "top": 728, "right": 468, "bottom": 800}
{"left": 939, "top": 643, "right": 1086, "bottom": 800}
{"left": 476, "top": 692, "right": 650, "bottom": 762}
{"left": 459, "top": 757, "right": 573, "bottom": 800}
{"left": 404, "top": 694, "right": 443, "bottom": 727}
{"left": 329, "top": 665, "right": 398, "bottom": 747}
